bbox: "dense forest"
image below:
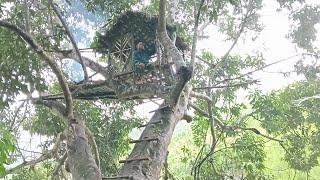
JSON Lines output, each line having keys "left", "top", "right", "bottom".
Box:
{"left": 0, "top": 0, "right": 320, "bottom": 179}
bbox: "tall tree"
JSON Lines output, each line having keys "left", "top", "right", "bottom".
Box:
{"left": 0, "top": 0, "right": 319, "bottom": 179}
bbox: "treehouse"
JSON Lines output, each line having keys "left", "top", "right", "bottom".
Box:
{"left": 79, "top": 11, "right": 187, "bottom": 99}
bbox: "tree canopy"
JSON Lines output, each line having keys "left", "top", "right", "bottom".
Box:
{"left": 0, "top": 0, "right": 320, "bottom": 179}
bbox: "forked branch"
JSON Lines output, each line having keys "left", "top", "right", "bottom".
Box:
{"left": 0, "top": 21, "right": 74, "bottom": 118}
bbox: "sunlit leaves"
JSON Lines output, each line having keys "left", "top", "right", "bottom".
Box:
{"left": 284, "top": 133, "right": 320, "bottom": 171}
{"left": 191, "top": 116, "right": 209, "bottom": 146}
{"left": 191, "top": 49, "right": 266, "bottom": 178}
{"left": 24, "top": 105, "right": 65, "bottom": 136}
{"left": 0, "top": 126, "right": 15, "bottom": 177}
{"left": 250, "top": 79, "right": 320, "bottom": 172}
{"left": 194, "top": 133, "right": 269, "bottom": 179}
{"left": 0, "top": 28, "right": 45, "bottom": 108}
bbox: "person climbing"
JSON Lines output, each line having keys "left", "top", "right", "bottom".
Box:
{"left": 133, "top": 41, "right": 156, "bottom": 84}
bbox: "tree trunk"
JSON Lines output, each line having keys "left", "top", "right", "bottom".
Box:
{"left": 66, "top": 116, "right": 102, "bottom": 180}
{"left": 34, "top": 101, "right": 102, "bottom": 180}
{"left": 119, "top": 66, "right": 191, "bottom": 179}
{"left": 117, "top": 0, "right": 192, "bottom": 178}
{"left": 119, "top": 100, "right": 188, "bottom": 179}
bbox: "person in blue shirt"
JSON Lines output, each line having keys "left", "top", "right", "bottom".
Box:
{"left": 133, "top": 41, "right": 155, "bottom": 83}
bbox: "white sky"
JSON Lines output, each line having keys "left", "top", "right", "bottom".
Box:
{"left": 199, "top": 0, "right": 319, "bottom": 92}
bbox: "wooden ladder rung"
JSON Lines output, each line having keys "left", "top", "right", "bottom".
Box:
{"left": 138, "top": 120, "right": 162, "bottom": 128}
{"left": 119, "top": 156, "right": 151, "bottom": 163}
{"left": 129, "top": 137, "right": 159, "bottom": 144}
{"left": 113, "top": 71, "right": 134, "bottom": 78}
{"left": 102, "top": 176, "right": 132, "bottom": 179}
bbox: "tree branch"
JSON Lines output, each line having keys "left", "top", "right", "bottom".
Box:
{"left": 5, "top": 132, "right": 64, "bottom": 176}
{"left": 86, "top": 128, "right": 100, "bottom": 170}
{"left": 232, "top": 126, "right": 283, "bottom": 142}
{"left": 0, "top": 20, "right": 74, "bottom": 118}
{"left": 189, "top": 103, "right": 209, "bottom": 116}
{"left": 190, "top": 0, "right": 206, "bottom": 69}
{"left": 196, "top": 55, "right": 216, "bottom": 68}
{"left": 215, "top": 53, "right": 314, "bottom": 85}
{"left": 49, "top": 1, "right": 89, "bottom": 82}
{"left": 215, "top": 0, "right": 254, "bottom": 70}
{"left": 189, "top": 103, "right": 281, "bottom": 142}
{"left": 32, "top": 99, "right": 68, "bottom": 123}
{"left": 158, "top": 0, "right": 185, "bottom": 69}
{"left": 51, "top": 152, "right": 67, "bottom": 180}
{"left": 189, "top": 103, "right": 224, "bottom": 127}
{"left": 56, "top": 52, "right": 112, "bottom": 79}
{"left": 190, "top": 91, "right": 212, "bottom": 102}
{"left": 193, "top": 80, "right": 259, "bottom": 90}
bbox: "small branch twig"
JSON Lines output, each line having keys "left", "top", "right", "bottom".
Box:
{"left": 215, "top": 53, "right": 315, "bottom": 85}
{"left": 5, "top": 133, "right": 64, "bottom": 176}
{"left": 193, "top": 80, "right": 259, "bottom": 90}
{"left": 189, "top": 103, "right": 282, "bottom": 142}
{"left": 51, "top": 152, "right": 67, "bottom": 180}
{"left": 190, "top": 91, "right": 212, "bottom": 102}
{"left": 196, "top": 55, "right": 216, "bottom": 68}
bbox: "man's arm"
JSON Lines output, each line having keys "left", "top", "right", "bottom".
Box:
{"left": 133, "top": 50, "right": 139, "bottom": 64}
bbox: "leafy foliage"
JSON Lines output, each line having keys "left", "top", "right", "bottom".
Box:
{"left": 74, "top": 100, "right": 141, "bottom": 175}
{"left": 191, "top": 116, "right": 209, "bottom": 147}
{"left": 288, "top": 5, "right": 320, "bottom": 52}
{"left": 0, "top": 125, "right": 15, "bottom": 177}
{"left": 189, "top": 48, "right": 267, "bottom": 178}
{"left": 0, "top": 28, "right": 45, "bottom": 108}
{"left": 250, "top": 77, "right": 320, "bottom": 171}
{"left": 1, "top": 0, "right": 320, "bottom": 178}
{"left": 197, "top": 133, "right": 269, "bottom": 179}
{"left": 10, "top": 163, "right": 54, "bottom": 180}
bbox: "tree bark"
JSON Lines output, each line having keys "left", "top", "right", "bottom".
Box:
{"left": 118, "top": 79, "right": 190, "bottom": 179}
{"left": 33, "top": 100, "right": 102, "bottom": 179}
{"left": 118, "top": 1, "right": 192, "bottom": 179}
{"left": 66, "top": 116, "right": 101, "bottom": 180}
{"left": 0, "top": 21, "right": 102, "bottom": 180}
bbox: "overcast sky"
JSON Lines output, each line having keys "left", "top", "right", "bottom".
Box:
{"left": 199, "top": 0, "right": 319, "bottom": 92}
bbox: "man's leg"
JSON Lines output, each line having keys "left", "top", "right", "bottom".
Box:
{"left": 146, "top": 63, "right": 158, "bottom": 81}
{"left": 135, "top": 63, "right": 144, "bottom": 84}
{"left": 146, "top": 63, "right": 155, "bottom": 75}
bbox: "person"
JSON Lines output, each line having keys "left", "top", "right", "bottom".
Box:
{"left": 133, "top": 41, "right": 155, "bottom": 84}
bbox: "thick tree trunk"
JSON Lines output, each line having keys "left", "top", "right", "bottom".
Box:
{"left": 33, "top": 101, "right": 102, "bottom": 180}
{"left": 119, "top": 99, "right": 188, "bottom": 179}
{"left": 66, "top": 116, "right": 102, "bottom": 180}
{"left": 117, "top": 0, "right": 191, "bottom": 178}
{"left": 119, "top": 66, "right": 191, "bottom": 179}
